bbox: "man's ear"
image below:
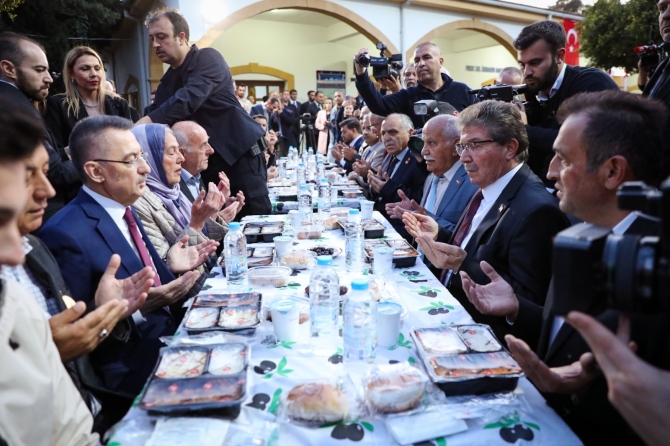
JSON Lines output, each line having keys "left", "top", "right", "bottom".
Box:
{"left": 505, "top": 139, "right": 520, "bottom": 160}
{"left": 0, "top": 60, "right": 17, "bottom": 81}
{"left": 601, "top": 155, "right": 630, "bottom": 191}
{"left": 83, "top": 161, "right": 105, "bottom": 185}
{"left": 556, "top": 48, "right": 566, "bottom": 65}
{"left": 177, "top": 32, "right": 188, "bottom": 46}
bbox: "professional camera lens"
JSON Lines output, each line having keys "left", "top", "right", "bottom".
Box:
{"left": 358, "top": 53, "right": 371, "bottom": 67}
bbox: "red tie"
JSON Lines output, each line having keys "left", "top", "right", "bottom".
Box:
{"left": 123, "top": 207, "right": 162, "bottom": 287}
{"left": 440, "top": 190, "right": 484, "bottom": 285}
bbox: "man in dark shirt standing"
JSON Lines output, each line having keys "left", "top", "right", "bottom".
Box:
{"left": 138, "top": 8, "right": 270, "bottom": 218}
{"left": 354, "top": 42, "right": 472, "bottom": 128}
{"left": 514, "top": 21, "right": 619, "bottom": 188}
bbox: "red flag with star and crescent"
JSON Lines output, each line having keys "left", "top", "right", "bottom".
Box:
{"left": 563, "top": 19, "right": 580, "bottom": 66}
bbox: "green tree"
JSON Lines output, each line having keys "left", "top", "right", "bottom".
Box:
{"left": 579, "top": 0, "right": 660, "bottom": 73}
{"left": 550, "top": 0, "right": 586, "bottom": 14}
{"left": 0, "top": 0, "right": 122, "bottom": 88}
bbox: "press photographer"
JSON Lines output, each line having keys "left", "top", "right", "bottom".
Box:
{"left": 513, "top": 20, "right": 618, "bottom": 188}
{"left": 354, "top": 42, "right": 472, "bottom": 128}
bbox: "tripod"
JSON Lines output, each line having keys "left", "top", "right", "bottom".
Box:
{"left": 299, "top": 117, "right": 318, "bottom": 155}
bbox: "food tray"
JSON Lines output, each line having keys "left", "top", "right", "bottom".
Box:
{"left": 337, "top": 218, "right": 386, "bottom": 239}
{"left": 410, "top": 325, "right": 522, "bottom": 396}
{"left": 242, "top": 222, "right": 284, "bottom": 243}
{"left": 184, "top": 293, "right": 262, "bottom": 335}
{"left": 139, "top": 343, "right": 248, "bottom": 416}
{"left": 248, "top": 265, "right": 292, "bottom": 288}
{"left": 219, "top": 247, "right": 274, "bottom": 268}
{"left": 364, "top": 238, "right": 419, "bottom": 267}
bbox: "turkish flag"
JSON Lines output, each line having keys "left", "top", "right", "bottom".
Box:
{"left": 564, "top": 19, "right": 580, "bottom": 66}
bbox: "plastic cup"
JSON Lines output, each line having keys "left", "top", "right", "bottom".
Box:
{"left": 269, "top": 298, "right": 300, "bottom": 342}
{"left": 273, "top": 235, "right": 293, "bottom": 259}
{"left": 377, "top": 302, "right": 403, "bottom": 347}
{"left": 288, "top": 210, "right": 301, "bottom": 229}
{"left": 373, "top": 246, "right": 394, "bottom": 276}
{"left": 360, "top": 200, "right": 374, "bottom": 220}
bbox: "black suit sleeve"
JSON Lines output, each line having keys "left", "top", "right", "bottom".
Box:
{"left": 355, "top": 71, "right": 411, "bottom": 117}
{"left": 149, "top": 49, "right": 223, "bottom": 126}
{"left": 45, "top": 140, "right": 79, "bottom": 189}
{"left": 279, "top": 108, "right": 299, "bottom": 126}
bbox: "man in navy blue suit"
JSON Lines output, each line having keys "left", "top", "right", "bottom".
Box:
{"left": 388, "top": 114, "right": 477, "bottom": 238}
{"left": 39, "top": 116, "right": 214, "bottom": 396}
{"left": 331, "top": 118, "right": 364, "bottom": 174}
{"left": 368, "top": 114, "right": 428, "bottom": 219}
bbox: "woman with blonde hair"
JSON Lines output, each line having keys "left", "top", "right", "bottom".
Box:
{"left": 45, "top": 46, "right": 132, "bottom": 149}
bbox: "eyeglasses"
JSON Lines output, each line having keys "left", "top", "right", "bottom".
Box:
{"left": 93, "top": 152, "right": 148, "bottom": 167}
{"left": 455, "top": 139, "right": 498, "bottom": 156}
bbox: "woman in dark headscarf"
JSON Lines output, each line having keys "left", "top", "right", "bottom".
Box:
{"left": 131, "top": 124, "right": 227, "bottom": 272}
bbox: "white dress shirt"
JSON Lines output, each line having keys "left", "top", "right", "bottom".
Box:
{"left": 459, "top": 163, "right": 524, "bottom": 249}
{"left": 548, "top": 212, "right": 640, "bottom": 345}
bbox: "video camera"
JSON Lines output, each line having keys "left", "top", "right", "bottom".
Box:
{"left": 634, "top": 41, "right": 668, "bottom": 76}
{"left": 358, "top": 42, "right": 404, "bottom": 81}
{"left": 469, "top": 84, "right": 528, "bottom": 103}
{"left": 552, "top": 180, "right": 670, "bottom": 316}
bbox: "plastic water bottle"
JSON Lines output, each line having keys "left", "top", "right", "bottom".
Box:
{"left": 299, "top": 184, "right": 312, "bottom": 225}
{"left": 318, "top": 178, "right": 331, "bottom": 221}
{"left": 343, "top": 278, "right": 377, "bottom": 365}
{"left": 345, "top": 209, "right": 364, "bottom": 273}
{"left": 307, "top": 154, "right": 317, "bottom": 183}
{"left": 224, "top": 222, "right": 247, "bottom": 289}
{"left": 309, "top": 255, "right": 340, "bottom": 355}
{"left": 297, "top": 162, "right": 306, "bottom": 187}
{"left": 316, "top": 159, "right": 325, "bottom": 184}
{"left": 278, "top": 157, "right": 287, "bottom": 178}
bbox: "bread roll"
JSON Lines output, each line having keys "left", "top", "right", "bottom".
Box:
{"left": 367, "top": 369, "right": 425, "bottom": 413}
{"left": 286, "top": 382, "right": 349, "bottom": 423}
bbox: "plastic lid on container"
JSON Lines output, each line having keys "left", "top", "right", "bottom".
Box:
{"left": 299, "top": 163, "right": 305, "bottom": 167}
{"left": 269, "top": 297, "right": 299, "bottom": 314}
{"left": 300, "top": 185, "right": 309, "bottom": 190}
{"left": 316, "top": 255, "right": 333, "bottom": 266}
{"left": 321, "top": 178, "right": 329, "bottom": 183}
{"left": 378, "top": 301, "right": 403, "bottom": 315}
{"left": 229, "top": 222, "right": 241, "bottom": 230}
{"left": 351, "top": 278, "right": 369, "bottom": 290}
{"left": 349, "top": 209, "right": 360, "bottom": 215}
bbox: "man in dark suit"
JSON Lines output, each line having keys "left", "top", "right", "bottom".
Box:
{"left": 408, "top": 100, "right": 569, "bottom": 337}
{"left": 514, "top": 21, "right": 619, "bottom": 187}
{"left": 368, "top": 114, "right": 427, "bottom": 220}
{"left": 0, "top": 32, "right": 80, "bottom": 222}
{"left": 39, "top": 116, "right": 208, "bottom": 396}
{"left": 391, "top": 115, "right": 477, "bottom": 237}
{"left": 278, "top": 90, "right": 300, "bottom": 152}
{"left": 172, "top": 121, "right": 245, "bottom": 220}
{"left": 331, "top": 118, "right": 364, "bottom": 174}
{"left": 461, "top": 91, "right": 668, "bottom": 445}
{"left": 299, "top": 90, "right": 322, "bottom": 150}
{"left": 138, "top": 9, "right": 269, "bottom": 217}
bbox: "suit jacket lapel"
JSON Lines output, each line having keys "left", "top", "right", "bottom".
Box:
{"left": 435, "top": 165, "right": 468, "bottom": 216}
{"left": 420, "top": 174, "right": 434, "bottom": 206}
{"left": 463, "top": 164, "right": 529, "bottom": 253}
{"left": 77, "top": 191, "right": 144, "bottom": 278}
{"left": 644, "top": 58, "right": 670, "bottom": 100}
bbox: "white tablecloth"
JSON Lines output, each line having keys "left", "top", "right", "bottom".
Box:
{"left": 110, "top": 212, "right": 582, "bottom": 446}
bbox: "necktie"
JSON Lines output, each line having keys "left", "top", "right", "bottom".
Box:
{"left": 424, "top": 175, "right": 441, "bottom": 214}
{"left": 386, "top": 156, "right": 400, "bottom": 177}
{"left": 123, "top": 207, "right": 162, "bottom": 287}
{"left": 452, "top": 190, "right": 484, "bottom": 248}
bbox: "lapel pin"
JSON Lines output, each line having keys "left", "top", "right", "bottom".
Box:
{"left": 456, "top": 180, "right": 461, "bottom": 185}
{"left": 405, "top": 158, "right": 410, "bottom": 164}
{"left": 499, "top": 204, "right": 504, "bottom": 212}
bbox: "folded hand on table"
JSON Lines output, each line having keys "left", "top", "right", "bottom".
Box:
{"left": 415, "top": 234, "right": 466, "bottom": 271}
{"left": 402, "top": 212, "right": 439, "bottom": 240}
{"left": 460, "top": 261, "right": 518, "bottom": 319}
{"left": 141, "top": 271, "right": 200, "bottom": 314}
{"left": 167, "top": 235, "right": 219, "bottom": 274}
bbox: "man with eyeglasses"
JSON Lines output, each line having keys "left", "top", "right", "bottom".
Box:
{"left": 39, "top": 116, "right": 214, "bottom": 397}
{"left": 403, "top": 100, "right": 569, "bottom": 340}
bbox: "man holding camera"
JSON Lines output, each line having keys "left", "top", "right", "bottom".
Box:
{"left": 460, "top": 90, "right": 667, "bottom": 445}
{"left": 514, "top": 20, "right": 618, "bottom": 188}
{"left": 354, "top": 42, "right": 472, "bottom": 128}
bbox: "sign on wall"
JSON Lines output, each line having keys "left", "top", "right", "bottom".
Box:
{"left": 316, "top": 70, "right": 346, "bottom": 99}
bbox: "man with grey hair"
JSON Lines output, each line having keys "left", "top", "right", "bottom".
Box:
{"left": 403, "top": 100, "right": 569, "bottom": 338}
{"left": 354, "top": 42, "right": 472, "bottom": 127}
{"left": 495, "top": 67, "right": 523, "bottom": 85}
{"left": 387, "top": 114, "right": 477, "bottom": 237}
{"left": 368, "top": 113, "right": 427, "bottom": 220}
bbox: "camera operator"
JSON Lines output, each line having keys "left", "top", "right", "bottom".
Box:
{"left": 459, "top": 90, "right": 667, "bottom": 445}
{"left": 514, "top": 21, "right": 618, "bottom": 189}
{"left": 354, "top": 42, "right": 472, "bottom": 128}
{"left": 642, "top": 0, "right": 670, "bottom": 178}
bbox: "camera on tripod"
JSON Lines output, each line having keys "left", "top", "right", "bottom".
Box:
{"left": 358, "top": 42, "right": 404, "bottom": 81}
{"left": 552, "top": 180, "right": 669, "bottom": 316}
{"left": 634, "top": 41, "right": 668, "bottom": 74}
{"left": 469, "top": 84, "right": 528, "bottom": 103}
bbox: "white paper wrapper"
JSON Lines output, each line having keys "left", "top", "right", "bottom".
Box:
{"left": 385, "top": 405, "right": 468, "bottom": 444}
